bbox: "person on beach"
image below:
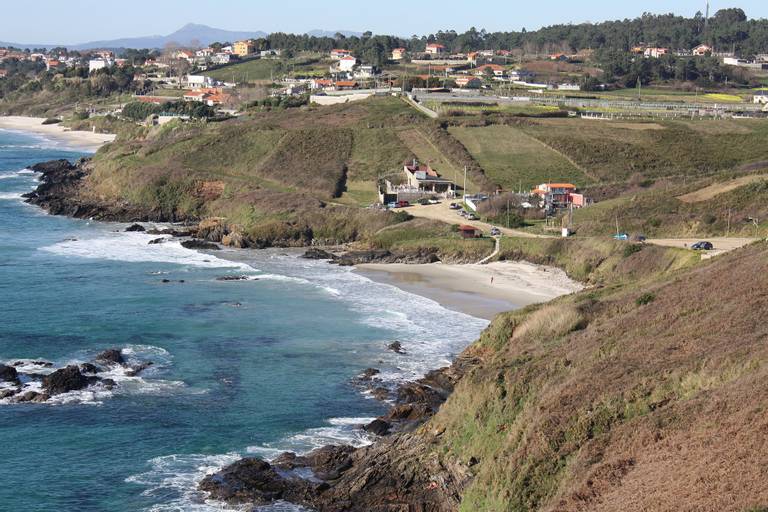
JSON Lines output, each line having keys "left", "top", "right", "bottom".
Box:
{"left": 491, "top": 276, "right": 494, "bottom": 285}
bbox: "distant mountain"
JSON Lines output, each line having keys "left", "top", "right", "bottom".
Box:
{"left": 305, "top": 29, "right": 364, "bottom": 38}
{"left": 72, "top": 23, "right": 268, "bottom": 50}
{"left": 0, "top": 24, "right": 269, "bottom": 51}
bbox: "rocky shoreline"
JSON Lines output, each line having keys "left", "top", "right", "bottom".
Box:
{"left": 21, "top": 158, "right": 481, "bottom": 510}
{"left": 199, "top": 350, "right": 481, "bottom": 511}
{"left": 22, "top": 159, "right": 452, "bottom": 264}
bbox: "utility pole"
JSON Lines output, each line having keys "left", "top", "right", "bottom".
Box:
{"left": 726, "top": 207, "right": 732, "bottom": 237}
{"left": 507, "top": 197, "right": 510, "bottom": 228}
{"left": 463, "top": 165, "right": 467, "bottom": 200}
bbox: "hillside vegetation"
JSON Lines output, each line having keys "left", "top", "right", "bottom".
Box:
{"left": 78, "top": 97, "right": 499, "bottom": 246}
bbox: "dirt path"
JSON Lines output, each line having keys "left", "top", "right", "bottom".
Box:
{"left": 405, "top": 202, "right": 546, "bottom": 238}
{"left": 677, "top": 174, "right": 767, "bottom": 203}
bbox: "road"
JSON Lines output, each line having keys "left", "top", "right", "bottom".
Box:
{"left": 404, "top": 202, "right": 546, "bottom": 238}
{"left": 647, "top": 237, "right": 759, "bottom": 259}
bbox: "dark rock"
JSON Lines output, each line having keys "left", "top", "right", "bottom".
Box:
{"left": 161, "top": 279, "right": 171, "bottom": 283}
{"left": 95, "top": 349, "right": 124, "bottom": 365}
{"left": 334, "top": 249, "right": 392, "bottom": 266}
{"left": 125, "top": 362, "right": 153, "bottom": 377}
{"left": 79, "top": 363, "right": 100, "bottom": 374}
{"left": 0, "top": 388, "right": 18, "bottom": 399}
{"left": 125, "top": 223, "right": 145, "bottom": 232}
{"left": 181, "top": 239, "right": 220, "bottom": 250}
{"left": 146, "top": 227, "right": 193, "bottom": 237}
{"left": 363, "top": 419, "right": 391, "bottom": 436}
{"left": 148, "top": 238, "right": 165, "bottom": 245}
{"left": 387, "top": 341, "right": 406, "bottom": 354}
{"left": 101, "top": 378, "right": 117, "bottom": 390}
{"left": 358, "top": 368, "right": 380, "bottom": 381}
{"left": 198, "top": 457, "right": 314, "bottom": 505}
{"left": 216, "top": 275, "right": 250, "bottom": 281}
{"left": 15, "top": 391, "right": 49, "bottom": 403}
{"left": 371, "top": 386, "right": 391, "bottom": 401}
{"left": 12, "top": 360, "right": 53, "bottom": 368}
{"left": 42, "top": 365, "right": 90, "bottom": 395}
{"left": 0, "top": 364, "right": 20, "bottom": 384}
{"left": 302, "top": 248, "right": 336, "bottom": 260}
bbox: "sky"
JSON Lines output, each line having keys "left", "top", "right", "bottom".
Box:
{"left": 1, "top": 0, "right": 767, "bottom": 45}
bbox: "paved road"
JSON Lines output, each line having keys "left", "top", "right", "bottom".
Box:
{"left": 647, "top": 237, "right": 759, "bottom": 259}
{"left": 404, "top": 202, "right": 546, "bottom": 238}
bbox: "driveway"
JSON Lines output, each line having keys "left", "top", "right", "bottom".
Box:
{"left": 404, "top": 202, "right": 546, "bottom": 238}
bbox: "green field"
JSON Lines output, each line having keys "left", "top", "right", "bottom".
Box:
{"left": 204, "top": 55, "right": 329, "bottom": 83}
{"left": 448, "top": 124, "right": 590, "bottom": 190}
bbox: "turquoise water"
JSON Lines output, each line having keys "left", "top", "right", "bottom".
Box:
{"left": 0, "top": 129, "right": 488, "bottom": 511}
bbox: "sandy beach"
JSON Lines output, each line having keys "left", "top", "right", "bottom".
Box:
{"left": 0, "top": 116, "right": 116, "bottom": 152}
{"left": 357, "top": 261, "right": 583, "bottom": 320}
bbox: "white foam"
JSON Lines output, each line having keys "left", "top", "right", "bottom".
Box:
{"left": 0, "top": 192, "right": 23, "bottom": 200}
{"left": 40, "top": 231, "right": 257, "bottom": 271}
{"left": 0, "top": 345, "right": 186, "bottom": 406}
{"left": 242, "top": 252, "right": 490, "bottom": 384}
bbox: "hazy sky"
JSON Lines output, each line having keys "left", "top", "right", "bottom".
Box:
{"left": 2, "top": 0, "right": 767, "bottom": 44}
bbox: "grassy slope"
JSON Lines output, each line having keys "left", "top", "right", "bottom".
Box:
{"left": 204, "top": 55, "right": 329, "bottom": 82}
{"left": 448, "top": 125, "right": 590, "bottom": 190}
{"left": 83, "top": 97, "right": 452, "bottom": 245}
{"left": 417, "top": 240, "right": 768, "bottom": 511}
{"left": 518, "top": 118, "right": 768, "bottom": 183}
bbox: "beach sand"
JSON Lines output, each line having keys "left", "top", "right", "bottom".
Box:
{"left": 0, "top": 116, "right": 116, "bottom": 152}
{"left": 357, "top": 261, "right": 583, "bottom": 320}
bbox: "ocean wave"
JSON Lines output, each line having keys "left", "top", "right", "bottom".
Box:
{"left": 0, "top": 192, "right": 23, "bottom": 200}
{"left": 40, "top": 231, "right": 257, "bottom": 271}
{"left": 246, "top": 416, "right": 376, "bottom": 460}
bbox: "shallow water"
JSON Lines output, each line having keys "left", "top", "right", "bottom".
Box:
{"left": 0, "top": 129, "right": 489, "bottom": 511}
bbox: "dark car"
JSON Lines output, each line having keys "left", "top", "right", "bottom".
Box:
{"left": 691, "top": 241, "right": 714, "bottom": 251}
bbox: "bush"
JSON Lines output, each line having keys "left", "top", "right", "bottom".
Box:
{"left": 636, "top": 292, "right": 656, "bottom": 306}
{"left": 393, "top": 211, "right": 413, "bottom": 223}
{"left": 623, "top": 243, "right": 643, "bottom": 257}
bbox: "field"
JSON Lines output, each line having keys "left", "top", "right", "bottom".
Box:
{"left": 448, "top": 124, "right": 590, "bottom": 190}
{"left": 204, "top": 55, "right": 329, "bottom": 83}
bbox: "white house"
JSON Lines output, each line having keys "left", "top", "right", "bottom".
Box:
{"left": 211, "top": 53, "right": 233, "bottom": 65}
{"left": 186, "top": 74, "right": 214, "bottom": 88}
{"left": 425, "top": 43, "right": 446, "bottom": 55}
{"left": 353, "top": 65, "right": 376, "bottom": 79}
{"left": 338, "top": 56, "right": 357, "bottom": 72}
{"left": 88, "top": 58, "right": 113, "bottom": 73}
{"left": 754, "top": 91, "right": 768, "bottom": 104}
{"left": 557, "top": 83, "right": 581, "bottom": 91}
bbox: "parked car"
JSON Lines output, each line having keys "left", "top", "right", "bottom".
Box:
{"left": 418, "top": 198, "right": 430, "bottom": 205}
{"left": 387, "top": 202, "right": 397, "bottom": 209}
{"left": 691, "top": 241, "right": 714, "bottom": 251}
{"left": 466, "top": 213, "right": 479, "bottom": 220}
{"left": 396, "top": 200, "right": 410, "bottom": 208}
{"left": 428, "top": 199, "right": 440, "bottom": 205}
{"left": 490, "top": 227, "right": 501, "bottom": 236}
{"left": 613, "top": 233, "right": 629, "bottom": 241}
{"left": 631, "top": 234, "right": 647, "bottom": 242}
{"left": 458, "top": 210, "right": 468, "bottom": 217}
{"left": 449, "top": 203, "right": 461, "bottom": 210}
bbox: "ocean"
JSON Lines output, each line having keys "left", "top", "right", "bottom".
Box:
{"left": 0, "top": 129, "right": 489, "bottom": 512}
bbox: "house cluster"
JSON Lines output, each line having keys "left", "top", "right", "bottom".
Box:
{"left": 379, "top": 160, "right": 457, "bottom": 204}
{"left": 328, "top": 50, "right": 379, "bottom": 80}
{"left": 0, "top": 47, "right": 102, "bottom": 71}
{"left": 722, "top": 56, "right": 768, "bottom": 70}
{"left": 170, "top": 41, "right": 278, "bottom": 70}
{"left": 182, "top": 87, "right": 231, "bottom": 107}
{"left": 531, "top": 183, "right": 588, "bottom": 211}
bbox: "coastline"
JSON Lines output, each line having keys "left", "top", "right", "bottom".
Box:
{"left": 0, "top": 116, "right": 116, "bottom": 152}
{"left": 357, "top": 261, "right": 583, "bottom": 320}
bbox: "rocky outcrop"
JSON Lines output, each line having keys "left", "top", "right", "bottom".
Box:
{"left": 180, "top": 239, "right": 220, "bottom": 250}
{"left": 42, "top": 365, "right": 91, "bottom": 395}
{"left": 199, "top": 352, "right": 480, "bottom": 511}
{"left": 0, "top": 364, "right": 20, "bottom": 385}
{"left": 125, "top": 223, "right": 146, "bottom": 232}
{"left": 2, "top": 348, "right": 156, "bottom": 404}
{"left": 302, "top": 248, "right": 337, "bottom": 260}
{"left": 23, "top": 159, "right": 190, "bottom": 222}
{"left": 333, "top": 247, "right": 441, "bottom": 266}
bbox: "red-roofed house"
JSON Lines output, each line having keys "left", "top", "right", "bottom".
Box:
{"left": 458, "top": 225, "right": 481, "bottom": 238}
{"left": 473, "top": 64, "right": 506, "bottom": 77}
{"left": 338, "top": 55, "right": 357, "bottom": 72}
{"left": 644, "top": 47, "right": 669, "bottom": 58}
{"left": 455, "top": 76, "right": 482, "bottom": 88}
{"left": 692, "top": 44, "right": 712, "bottom": 56}
{"left": 404, "top": 161, "right": 455, "bottom": 194}
{"left": 531, "top": 183, "right": 581, "bottom": 208}
{"left": 425, "top": 43, "right": 446, "bottom": 55}
{"left": 391, "top": 48, "right": 406, "bottom": 60}
{"left": 334, "top": 80, "right": 358, "bottom": 90}
{"left": 330, "top": 49, "right": 352, "bottom": 60}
